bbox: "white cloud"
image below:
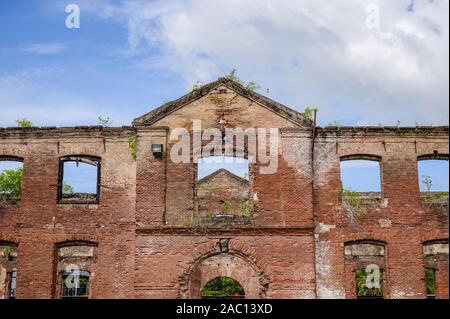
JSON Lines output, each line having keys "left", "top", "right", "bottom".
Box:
{"left": 23, "top": 42, "right": 67, "bottom": 55}
{"left": 0, "top": 67, "right": 110, "bottom": 127}
{"left": 98, "top": 0, "right": 449, "bottom": 126}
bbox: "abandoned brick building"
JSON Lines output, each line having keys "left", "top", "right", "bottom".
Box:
{"left": 0, "top": 77, "right": 448, "bottom": 299}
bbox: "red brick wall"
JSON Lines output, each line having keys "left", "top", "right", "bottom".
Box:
{"left": 314, "top": 128, "right": 449, "bottom": 299}
{"left": 0, "top": 127, "right": 136, "bottom": 298}
{"left": 0, "top": 91, "right": 448, "bottom": 300}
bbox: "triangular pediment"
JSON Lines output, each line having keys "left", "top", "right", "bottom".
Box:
{"left": 133, "top": 78, "right": 312, "bottom": 127}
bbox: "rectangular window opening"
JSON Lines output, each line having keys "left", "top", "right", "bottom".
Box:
{"left": 61, "top": 271, "right": 90, "bottom": 299}
{"left": 58, "top": 157, "right": 100, "bottom": 204}
{"left": 0, "top": 160, "right": 24, "bottom": 204}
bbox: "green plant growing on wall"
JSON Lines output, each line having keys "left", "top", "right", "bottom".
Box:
{"left": 219, "top": 201, "right": 232, "bottom": 214}
{"left": 1, "top": 246, "right": 14, "bottom": 260}
{"left": 422, "top": 175, "right": 433, "bottom": 192}
{"left": 327, "top": 120, "right": 342, "bottom": 128}
{"left": 63, "top": 182, "right": 74, "bottom": 194}
{"left": 342, "top": 187, "right": 367, "bottom": 223}
{"left": 98, "top": 116, "right": 113, "bottom": 127}
{"left": 420, "top": 175, "right": 449, "bottom": 206}
{"left": 16, "top": 118, "right": 33, "bottom": 128}
{"left": 226, "top": 69, "right": 262, "bottom": 91}
{"left": 301, "top": 106, "right": 318, "bottom": 122}
{"left": 128, "top": 136, "right": 137, "bottom": 160}
{"left": 239, "top": 198, "right": 261, "bottom": 225}
{"left": 192, "top": 81, "right": 204, "bottom": 91}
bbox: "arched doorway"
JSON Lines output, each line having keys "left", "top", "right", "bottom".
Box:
{"left": 183, "top": 252, "right": 267, "bottom": 299}
{"left": 201, "top": 277, "right": 245, "bottom": 299}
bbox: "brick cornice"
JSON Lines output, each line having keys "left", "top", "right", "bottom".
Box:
{"left": 136, "top": 225, "right": 315, "bottom": 236}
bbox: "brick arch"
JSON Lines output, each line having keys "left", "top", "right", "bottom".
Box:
{"left": 344, "top": 239, "right": 387, "bottom": 247}
{"left": 192, "top": 146, "right": 255, "bottom": 162}
{"left": 0, "top": 240, "right": 18, "bottom": 247}
{"left": 341, "top": 233, "right": 390, "bottom": 246}
{"left": 340, "top": 154, "right": 382, "bottom": 162}
{"left": 423, "top": 238, "right": 449, "bottom": 246}
{"left": 179, "top": 249, "right": 268, "bottom": 299}
{"left": 55, "top": 240, "right": 99, "bottom": 248}
{"left": 418, "top": 153, "right": 449, "bottom": 161}
{"left": 52, "top": 239, "right": 98, "bottom": 299}
{"left": 0, "top": 156, "right": 24, "bottom": 163}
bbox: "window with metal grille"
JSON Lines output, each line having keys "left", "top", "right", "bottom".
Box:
{"left": 61, "top": 270, "right": 90, "bottom": 299}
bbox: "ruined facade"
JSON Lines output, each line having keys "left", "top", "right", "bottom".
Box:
{"left": 0, "top": 78, "right": 448, "bottom": 299}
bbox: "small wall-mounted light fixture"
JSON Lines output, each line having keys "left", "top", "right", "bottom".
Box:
{"left": 218, "top": 239, "right": 229, "bottom": 253}
{"left": 151, "top": 144, "right": 164, "bottom": 158}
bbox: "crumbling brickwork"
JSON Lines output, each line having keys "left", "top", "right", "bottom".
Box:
{"left": 197, "top": 169, "right": 250, "bottom": 217}
{"left": 0, "top": 78, "right": 448, "bottom": 299}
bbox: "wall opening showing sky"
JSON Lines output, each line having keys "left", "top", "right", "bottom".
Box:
{"left": 0, "top": 0, "right": 448, "bottom": 128}
{"left": 418, "top": 160, "right": 449, "bottom": 192}
{"left": 197, "top": 156, "right": 249, "bottom": 181}
{"left": 340, "top": 160, "right": 381, "bottom": 192}
{"left": 62, "top": 161, "right": 98, "bottom": 194}
{"left": 0, "top": 161, "right": 22, "bottom": 172}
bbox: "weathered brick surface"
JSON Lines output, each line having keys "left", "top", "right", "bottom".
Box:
{"left": 197, "top": 169, "right": 249, "bottom": 216}
{"left": 0, "top": 79, "right": 448, "bottom": 299}
{"left": 314, "top": 128, "right": 449, "bottom": 299}
{"left": 0, "top": 128, "right": 136, "bottom": 298}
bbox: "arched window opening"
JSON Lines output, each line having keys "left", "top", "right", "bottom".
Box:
{"left": 54, "top": 242, "right": 97, "bottom": 299}
{"left": 418, "top": 156, "right": 449, "bottom": 205}
{"left": 201, "top": 277, "right": 245, "bottom": 299}
{"left": 344, "top": 241, "right": 386, "bottom": 299}
{"left": 58, "top": 156, "right": 100, "bottom": 204}
{"left": 0, "top": 243, "right": 18, "bottom": 299}
{"left": 423, "top": 240, "right": 449, "bottom": 299}
{"left": 0, "top": 158, "right": 24, "bottom": 205}
{"left": 196, "top": 156, "right": 251, "bottom": 225}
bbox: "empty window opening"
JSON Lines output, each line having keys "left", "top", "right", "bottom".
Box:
{"left": 197, "top": 156, "right": 249, "bottom": 181}
{"left": 0, "top": 159, "right": 24, "bottom": 204}
{"left": 196, "top": 156, "right": 250, "bottom": 223}
{"left": 61, "top": 270, "right": 90, "bottom": 299}
{"left": 340, "top": 158, "right": 381, "bottom": 193}
{"left": 55, "top": 243, "right": 97, "bottom": 299}
{"left": 344, "top": 241, "right": 386, "bottom": 299}
{"left": 423, "top": 240, "right": 449, "bottom": 299}
{"left": 0, "top": 244, "right": 18, "bottom": 299}
{"left": 201, "top": 277, "right": 245, "bottom": 299}
{"left": 418, "top": 158, "right": 449, "bottom": 204}
{"left": 425, "top": 268, "right": 436, "bottom": 299}
{"left": 418, "top": 159, "right": 449, "bottom": 193}
{"left": 58, "top": 156, "right": 100, "bottom": 204}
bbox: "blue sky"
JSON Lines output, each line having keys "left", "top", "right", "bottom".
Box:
{"left": 0, "top": 0, "right": 448, "bottom": 127}
{"left": 0, "top": 0, "right": 449, "bottom": 191}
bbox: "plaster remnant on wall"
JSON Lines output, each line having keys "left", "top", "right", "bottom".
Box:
{"left": 315, "top": 241, "right": 346, "bottom": 299}
{"left": 281, "top": 135, "right": 312, "bottom": 178}
{"left": 378, "top": 218, "right": 392, "bottom": 228}
{"left": 316, "top": 222, "right": 336, "bottom": 234}
{"left": 344, "top": 243, "right": 385, "bottom": 256}
{"left": 424, "top": 243, "right": 449, "bottom": 255}
{"left": 58, "top": 246, "right": 94, "bottom": 258}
